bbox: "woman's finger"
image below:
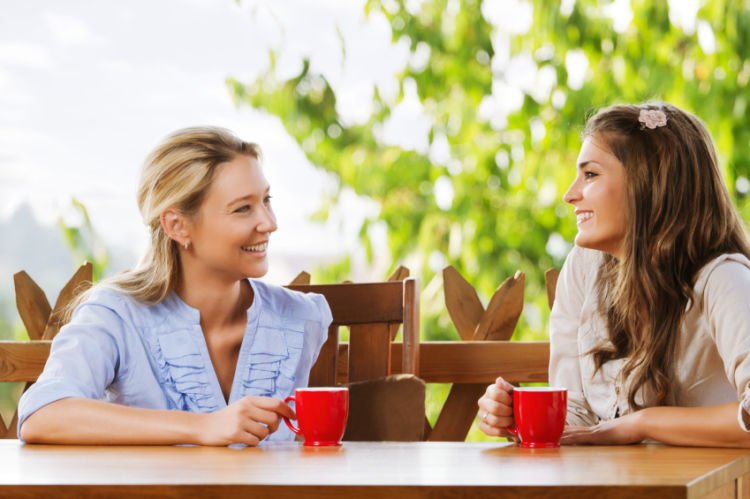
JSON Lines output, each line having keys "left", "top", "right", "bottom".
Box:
{"left": 478, "top": 397, "right": 513, "bottom": 418}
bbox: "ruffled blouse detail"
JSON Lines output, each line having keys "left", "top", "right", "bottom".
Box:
{"left": 144, "top": 283, "right": 319, "bottom": 413}
{"left": 155, "top": 327, "right": 219, "bottom": 412}
{"left": 243, "top": 317, "right": 306, "bottom": 398}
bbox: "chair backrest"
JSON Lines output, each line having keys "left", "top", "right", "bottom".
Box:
{"left": 287, "top": 277, "right": 420, "bottom": 386}
{"left": 288, "top": 277, "right": 422, "bottom": 441}
{"left": 2, "top": 263, "right": 92, "bottom": 438}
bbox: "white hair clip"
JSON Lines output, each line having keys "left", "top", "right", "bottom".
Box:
{"left": 638, "top": 109, "right": 668, "bottom": 129}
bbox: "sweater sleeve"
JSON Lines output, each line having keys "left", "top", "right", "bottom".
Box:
{"left": 700, "top": 259, "right": 750, "bottom": 432}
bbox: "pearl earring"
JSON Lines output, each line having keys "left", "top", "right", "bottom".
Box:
{"left": 183, "top": 241, "right": 189, "bottom": 250}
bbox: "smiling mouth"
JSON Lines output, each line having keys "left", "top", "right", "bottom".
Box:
{"left": 241, "top": 243, "right": 268, "bottom": 252}
{"left": 576, "top": 212, "right": 593, "bottom": 224}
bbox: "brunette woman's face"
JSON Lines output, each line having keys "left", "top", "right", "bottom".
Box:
{"left": 563, "top": 135, "right": 628, "bottom": 259}
{"left": 187, "top": 154, "right": 277, "bottom": 281}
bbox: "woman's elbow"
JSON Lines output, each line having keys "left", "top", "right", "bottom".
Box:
{"left": 19, "top": 414, "right": 43, "bottom": 443}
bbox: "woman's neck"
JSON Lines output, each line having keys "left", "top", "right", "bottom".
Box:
{"left": 175, "top": 268, "right": 252, "bottom": 331}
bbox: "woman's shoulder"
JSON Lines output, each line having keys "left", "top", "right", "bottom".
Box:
{"left": 695, "top": 253, "right": 750, "bottom": 296}
{"left": 559, "top": 245, "right": 604, "bottom": 289}
{"left": 564, "top": 245, "right": 604, "bottom": 268}
{"left": 250, "top": 280, "right": 331, "bottom": 323}
{"left": 74, "top": 285, "right": 167, "bottom": 329}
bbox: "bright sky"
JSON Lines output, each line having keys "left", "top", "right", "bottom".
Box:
{"left": 0, "top": 0, "right": 413, "bottom": 282}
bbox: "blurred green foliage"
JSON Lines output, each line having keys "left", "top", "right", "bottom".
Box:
{"left": 228, "top": 0, "right": 750, "bottom": 345}
{"left": 57, "top": 198, "right": 109, "bottom": 282}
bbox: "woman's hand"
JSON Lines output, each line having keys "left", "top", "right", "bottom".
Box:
{"left": 561, "top": 411, "right": 645, "bottom": 446}
{"left": 197, "top": 396, "right": 295, "bottom": 446}
{"left": 477, "top": 376, "right": 516, "bottom": 438}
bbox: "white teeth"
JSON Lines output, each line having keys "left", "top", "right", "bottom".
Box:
{"left": 576, "top": 212, "right": 593, "bottom": 224}
{"left": 241, "top": 243, "right": 268, "bottom": 252}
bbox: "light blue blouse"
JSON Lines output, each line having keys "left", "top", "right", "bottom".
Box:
{"left": 17, "top": 279, "right": 332, "bottom": 443}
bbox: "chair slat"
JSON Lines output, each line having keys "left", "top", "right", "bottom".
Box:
{"left": 348, "top": 324, "right": 391, "bottom": 383}
{"left": 545, "top": 268, "right": 560, "bottom": 310}
{"left": 387, "top": 266, "right": 410, "bottom": 340}
{"left": 401, "top": 277, "right": 420, "bottom": 376}
{"left": 43, "top": 262, "right": 93, "bottom": 340}
{"left": 308, "top": 325, "right": 339, "bottom": 387}
{"left": 473, "top": 271, "right": 524, "bottom": 341}
{"left": 13, "top": 272, "right": 51, "bottom": 341}
{"left": 443, "top": 267, "right": 484, "bottom": 341}
{"left": 288, "top": 282, "right": 404, "bottom": 324}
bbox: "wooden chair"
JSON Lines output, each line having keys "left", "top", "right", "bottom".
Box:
{"left": 288, "top": 270, "right": 423, "bottom": 440}
{"left": 287, "top": 267, "right": 419, "bottom": 386}
{"left": 1, "top": 263, "right": 92, "bottom": 438}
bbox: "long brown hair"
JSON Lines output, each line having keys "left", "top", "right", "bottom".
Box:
{"left": 585, "top": 103, "right": 750, "bottom": 409}
{"left": 63, "top": 127, "right": 261, "bottom": 322}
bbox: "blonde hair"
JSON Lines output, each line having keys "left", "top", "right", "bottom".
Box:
{"left": 64, "top": 127, "right": 261, "bottom": 320}
{"left": 584, "top": 103, "right": 750, "bottom": 409}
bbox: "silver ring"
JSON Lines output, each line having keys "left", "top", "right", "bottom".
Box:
{"left": 481, "top": 412, "right": 488, "bottom": 422}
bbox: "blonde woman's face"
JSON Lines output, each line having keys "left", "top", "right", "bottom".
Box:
{"left": 188, "top": 154, "right": 277, "bottom": 280}
{"left": 563, "top": 135, "right": 628, "bottom": 259}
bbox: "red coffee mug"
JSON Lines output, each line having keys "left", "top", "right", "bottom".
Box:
{"left": 507, "top": 387, "right": 567, "bottom": 448}
{"left": 283, "top": 387, "right": 349, "bottom": 446}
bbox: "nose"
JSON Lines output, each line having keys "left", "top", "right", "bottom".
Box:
{"left": 258, "top": 205, "right": 278, "bottom": 234}
{"left": 563, "top": 177, "right": 581, "bottom": 205}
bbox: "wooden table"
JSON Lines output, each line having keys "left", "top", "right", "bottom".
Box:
{"left": 0, "top": 440, "right": 748, "bottom": 498}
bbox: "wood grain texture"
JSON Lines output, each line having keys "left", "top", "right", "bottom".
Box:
{"left": 0, "top": 341, "right": 51, "bottom": 439}
{"left": 401, "top": 277, "right": 419, "bottom": 376}
{"left": 0, "top": 441, "right": 748, "bottom": 498}
{"left": 43, "top": 262, "right": 92, "bottom": 340}
{"left": 13, "top": 271, "right": 51, "bottom": 341}
{"left": 335, "top": 342, "right": 550, "bottom": 384}
{"left": 473, "top": 271, "right": 524, "bottom": 341}
{"left": 428, "top": 383, "right": 485, "bottom": 441}
{"left": 289, "top": 271, "right": 311, "bottom": 285}
{"left": 288, "top": 281, "right": 405, "bottom": 324}
{"left": 348, "top": 324, "right": 391, "bottom": 383}
{"left": 308, "top": 326, "right": 339, "bottom": 387}
{"left": 387, "top": 266, "right": 410, "bottom": 340}
{"left": 545, "top": 268, "right": 560, "bottom": 310}
{"left": 0, "top": 341, "right": 51, "bottom": 382}
{"left": 443, "top": 266, "right": 484, "bottom": 341}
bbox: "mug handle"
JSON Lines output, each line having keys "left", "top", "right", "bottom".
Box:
{"left": 283, "top": 396, "right": 301, "bottom": 435}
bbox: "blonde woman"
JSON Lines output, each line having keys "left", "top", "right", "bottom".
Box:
{"left": 18, "top": 127, "right": 332, "bottom": 446}
{"left": 478, "top": 103, "right": 750, "bottom": 447}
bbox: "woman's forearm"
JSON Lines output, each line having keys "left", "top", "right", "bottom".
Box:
{"left": 21, "top": 398, "right": 208, "bottom": 445}
{"left": 639, "top": 403, "right": 750, "bottom": 447}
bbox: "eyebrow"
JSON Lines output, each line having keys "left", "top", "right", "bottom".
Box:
{"left": 577, "top": 160, "right": 600, "bottom": 169}
{"left": 226, "top": 186, "right": 270, "bottom": 207}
